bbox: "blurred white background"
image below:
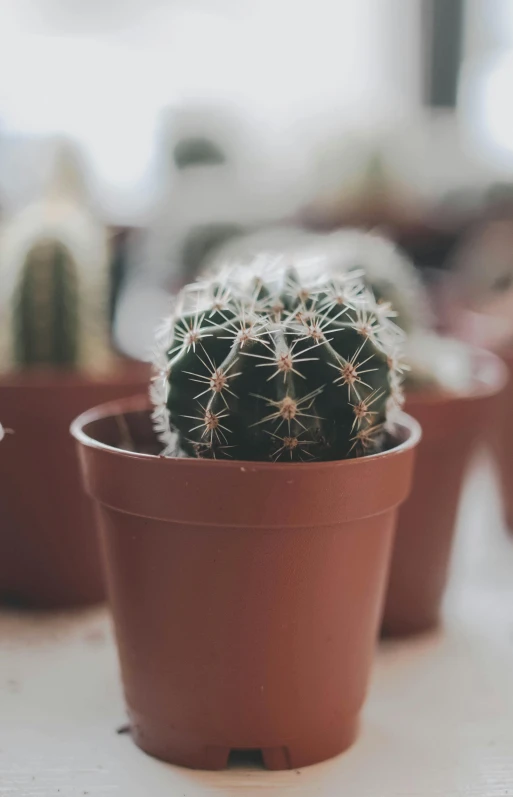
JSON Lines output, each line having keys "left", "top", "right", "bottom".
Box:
{"left": 0, "top": 0, "right": 422, "bottom": 225}
{"left": 0, "top": 0, "right": 512, "bottom": 225}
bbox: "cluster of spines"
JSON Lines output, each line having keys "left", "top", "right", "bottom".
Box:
{"left": 151, "top": 256, "right": 405, "bottom": 461}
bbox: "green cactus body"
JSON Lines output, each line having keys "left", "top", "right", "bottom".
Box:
{"left": 14, "top": 240, "right": 78, "bottom": 366}
{"left": 151, "top": 257, "right": 405, "bottom": 461}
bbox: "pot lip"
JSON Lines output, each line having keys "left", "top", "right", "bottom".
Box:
{"left": 71, "top": 395, "right": 422, "bottom": 471}
{"left": 406, "top": 345, "right": 509, "bottom": 407}
{"left": 0, "top": 358, "right": 149, "bottom": 391}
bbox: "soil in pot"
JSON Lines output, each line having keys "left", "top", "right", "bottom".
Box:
{"left": 0, "top": 360, "right": 150, "bottom": 608}
{"left": 381, "top": 349, "right": 508, "bottom": 638}
{"left": 72, "top": 396, "right": 420, "bottom": 771}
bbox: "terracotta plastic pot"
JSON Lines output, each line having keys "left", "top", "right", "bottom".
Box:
{"left": 438, "top": 307, "right": 513, "bottom": 533}
{"left": 72, "top": 396, "right": 420, "bottom": 771}
{"left": 492, "top": 347, "right": 513, "bottom": 531}
{"left": 382, "top": 349, "right": 508, "bottom": 638}
{"left": 0, "top": 361, "right": 150, "bottom": 608}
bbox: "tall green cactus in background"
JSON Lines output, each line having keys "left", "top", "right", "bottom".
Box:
{"left": 14, "top": 240, "right": 78, "bottom": 366}
{"left": 0, "top": 138, "right": 113, "bottom": 373}
{"left": 151, "top": 254, "right": 405, "bottom": 461}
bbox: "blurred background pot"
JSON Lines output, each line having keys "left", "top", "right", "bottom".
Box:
{"left": 440, "top": 306, "right": 513, "bottom": 534}
{"left": 73, "top": 397, "right": 420, "bottom": 771}
{"left": 0, "top": 361, "right": 149, "bottom": 608}
{"left": 493, "top": 347, "right": 513, "bottom": 531}
{"left": 382, "top": 349, "right": 507, "bottom": 637}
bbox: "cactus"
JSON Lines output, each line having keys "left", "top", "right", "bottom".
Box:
{"left": 209, "top": 227, "right": 473, "bottom": 394}
{"left": 320, "top": 229, "right": 434, "bottom": 335}
{"left": 319, "top": 230, "right": 476, "bottom": 392}
{"left": 0, "top": 138, "right": 113, "bottom": 373}
{"left": 151, "top": 254, "right": 405, "bottom": 461}
{"left": 209, "top": 227, "right": 432, "bottom": 335}
{"left": 14, "top": 239, "right": 79, "bottom": 366}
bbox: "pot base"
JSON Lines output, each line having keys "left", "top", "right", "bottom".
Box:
{"left": 129, "top": 712, "right": 359, "bottom": 770}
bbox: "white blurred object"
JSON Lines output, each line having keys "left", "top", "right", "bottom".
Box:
{"left": 145, "top": 102, "right": 314, "bottom": 280}
{"left": 113, "top": 102, "right": 314, "bottom": 359}
{"left": 0, "top": 422, "right": 13, "bottom": 440}
{"left": 113, "top": 278, "right": 173, "bottom": 362}
{"left": 204, "top": 225, "right": 321, "bottom": 270}
{"left": 404, "top": 332, "right": 475, "bottom": 394}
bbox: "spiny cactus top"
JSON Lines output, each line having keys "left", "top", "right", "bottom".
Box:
{"left": 207, "top": 227, "right": 433, "bottom": 336}
{"left": 207, "top": 227, "right": 475, "bottom": 394}
{"left": 151, "top": 255, "right": 405, "bottom": 462}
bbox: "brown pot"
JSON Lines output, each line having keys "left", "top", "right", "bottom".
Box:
{"left": 72, "top": 396, "right": 420, "bottom": 771}
{"left": 492, "top": 347, "right": 513, "bottom": 531}
{"left": 0, "top": 361, "right": 150, "bottom": 608}
{"left": 382, "top": 349, "right": 508, "bottom": 638}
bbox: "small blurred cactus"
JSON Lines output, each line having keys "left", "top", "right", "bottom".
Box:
{"left": 151, "top": 251, "right": 405, "bottom": 461}
{"left": 14, "top": 240, "right": 78, "bottom": 366}
{"left": 0, "top": 139, "right": 113, "bottom": 373}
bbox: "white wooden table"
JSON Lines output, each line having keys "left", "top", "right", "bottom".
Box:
{"left": 2, "top": 453, "right": 513, "bottom": 797}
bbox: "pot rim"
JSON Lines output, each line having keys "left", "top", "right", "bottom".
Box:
{"left": 406, "top": 345, "right": 509, "bottom": 408}
{"left": 71, "top": 394, "right": 422, "bottom": 472}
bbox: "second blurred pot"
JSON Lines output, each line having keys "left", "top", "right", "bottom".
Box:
{"left": 493, "top": 347, "right": 513, "bottom": 530}
{"left": 382, "top": 349, "right": 507, "bottom": 637}
{"left": 0, "top": 360, "right": 149, "bottom": 608}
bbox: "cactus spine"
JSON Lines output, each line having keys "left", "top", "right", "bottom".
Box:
{"left": 151, "top": 255, "right": 405, "bottom": 461}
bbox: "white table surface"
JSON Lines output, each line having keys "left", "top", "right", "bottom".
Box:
{"left": 1, "top": 453, "right": 513, "bottom": 797}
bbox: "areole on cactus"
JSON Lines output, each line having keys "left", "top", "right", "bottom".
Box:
{"left": 151, "top": 254, "right": 405, "bottom": 461}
